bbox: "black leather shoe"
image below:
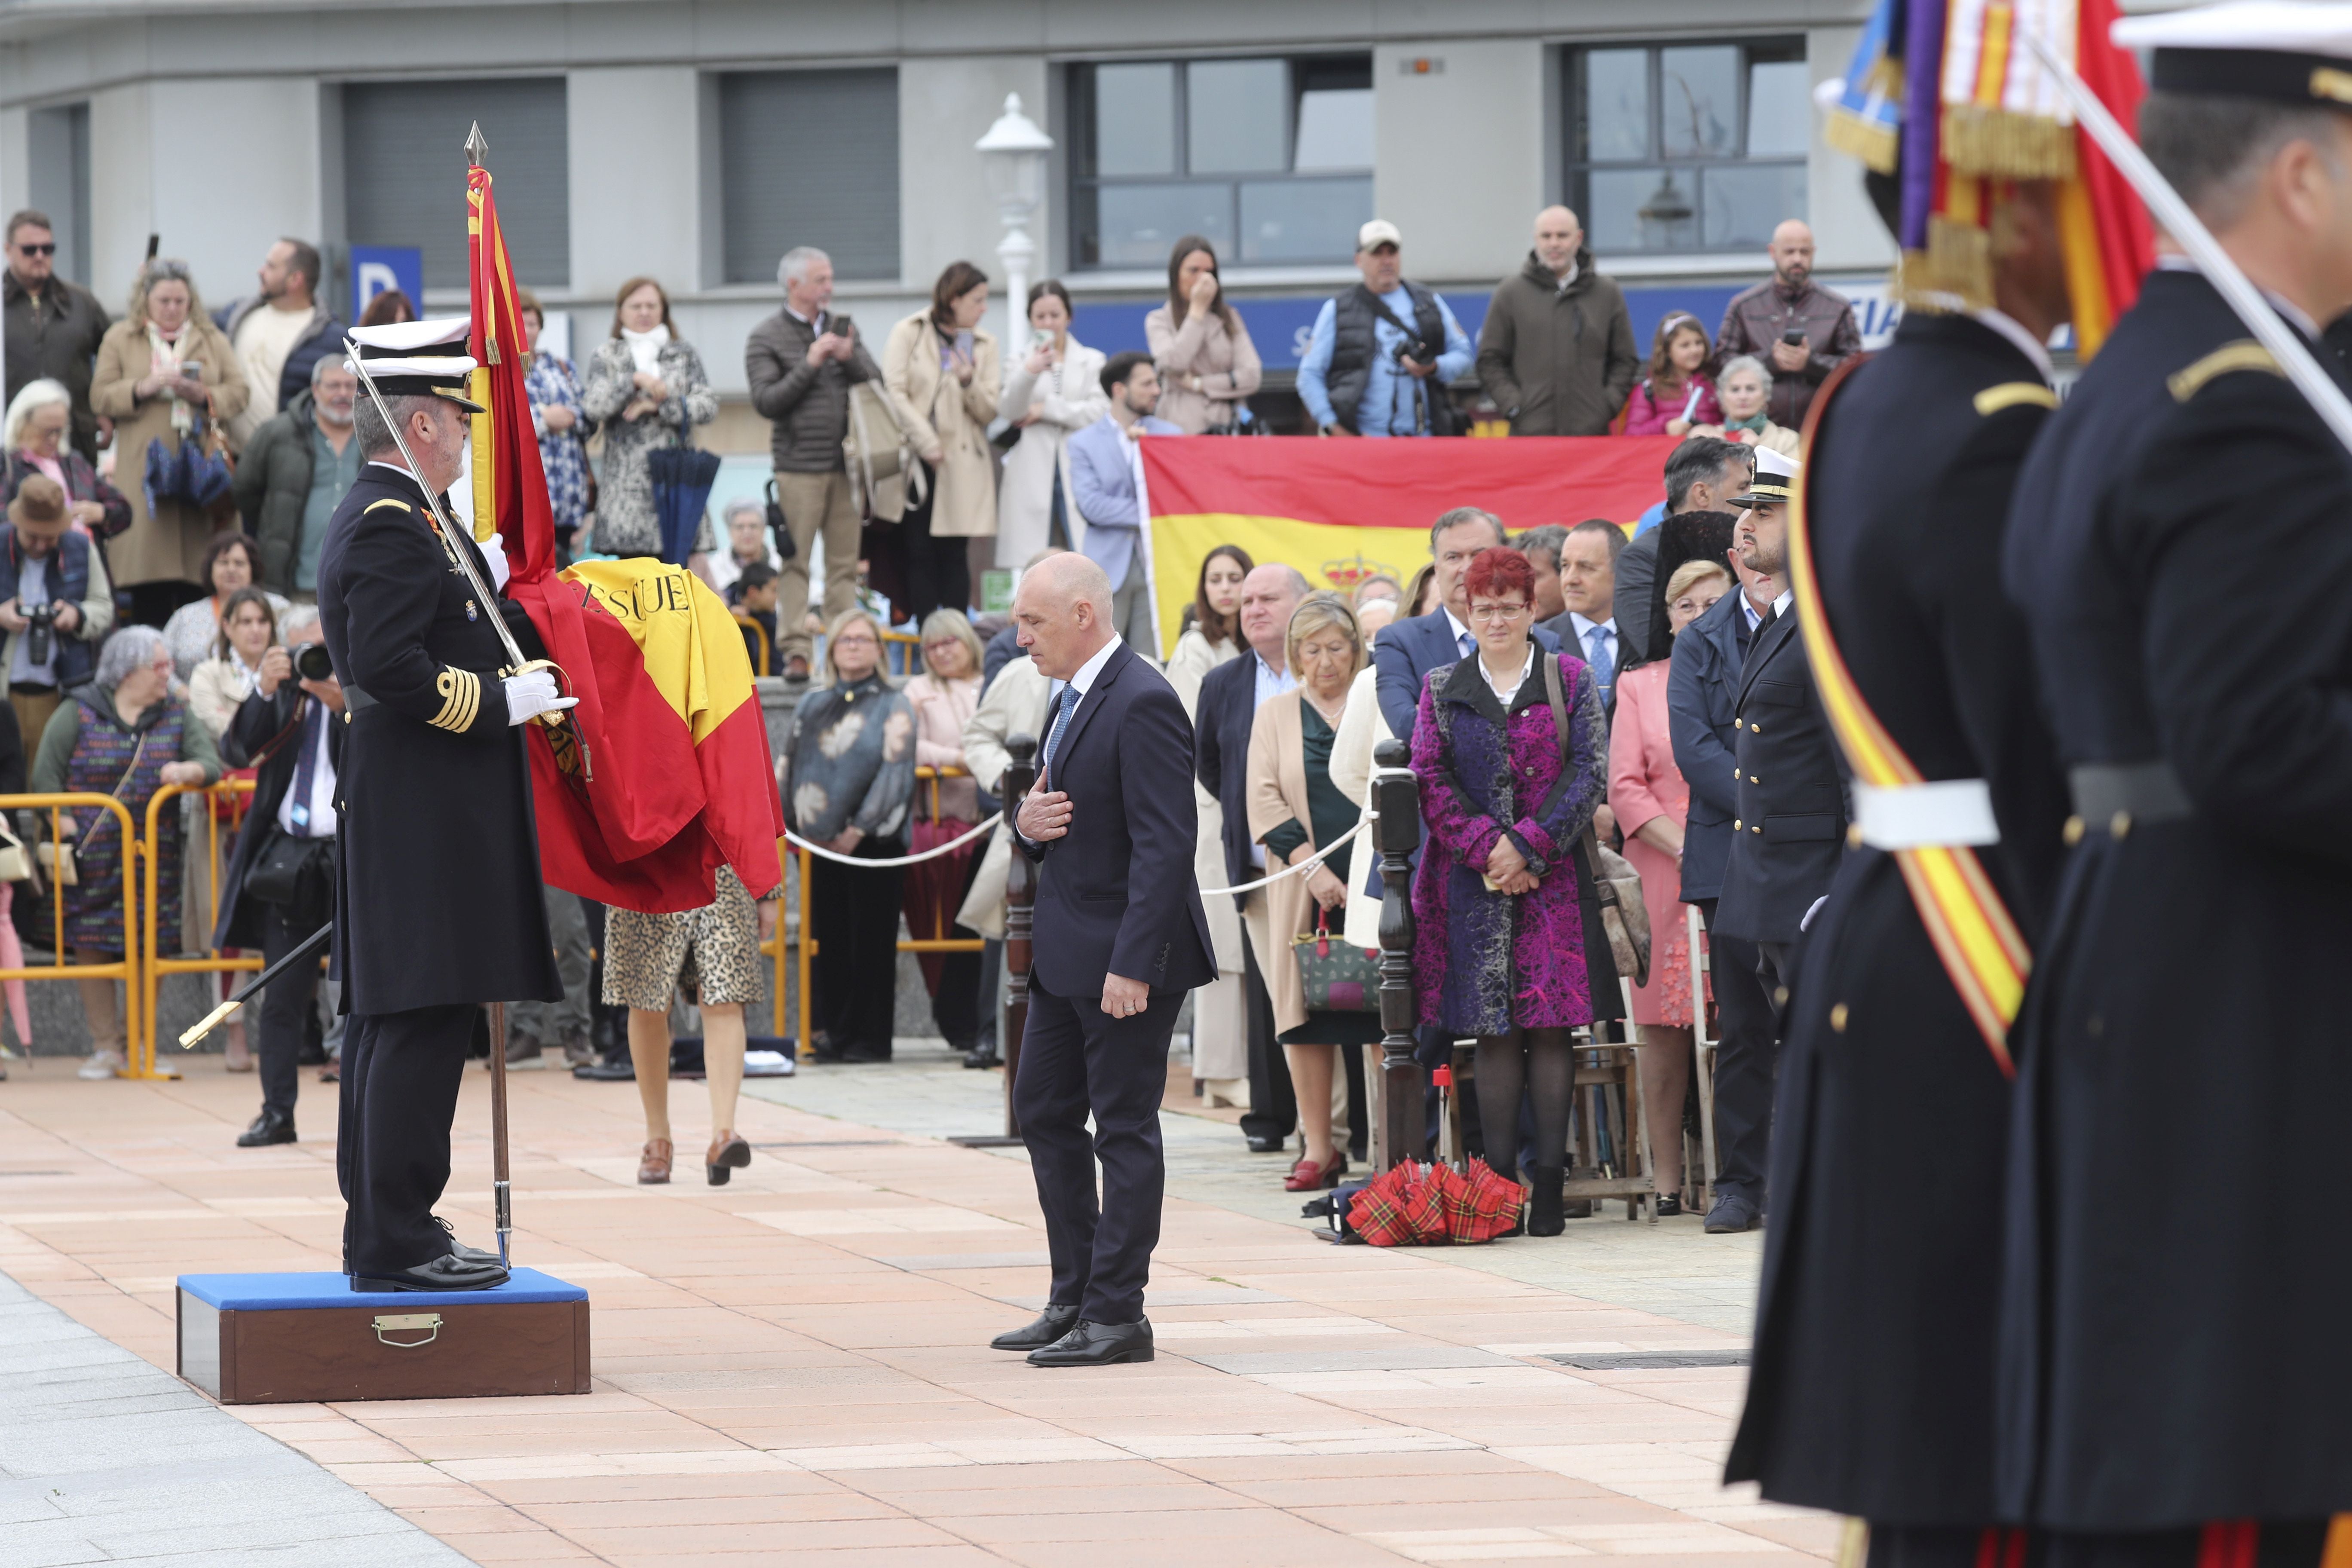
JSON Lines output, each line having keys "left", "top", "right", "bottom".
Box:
{"left": 434, "top": 1216, "right": 502, "bottom": 1267}
{"left": 1246, "top": 1135, "right": 1285, "bottom": 1154}
{"left": 1027, "top": 1317, "right": 1155, "bottom": 1367}
{"left": 962, "top": 1041, "right": 999, "bottom": 1070}
{"left": 573, "top": 1056, "right": 635, "bottom": 1081}
{"left": 989, "top": 1303, "right": 1080, "bottom": 1351}
{"left": 1525, "top": 1165, "right": 1566, "bottom": 1237}
{"left": 236, "top": 1109, "right": 296, "bottom": 1148}
{"left": 349, "top": 1253, "right": 509, "bottom": 1292}
{"left": 1704, "top": 1191, "right": 1762, "bottom": 1234}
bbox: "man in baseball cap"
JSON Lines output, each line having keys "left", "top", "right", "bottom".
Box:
{"left": 1296, "top": 217, "right": 1473, "bottom": 438}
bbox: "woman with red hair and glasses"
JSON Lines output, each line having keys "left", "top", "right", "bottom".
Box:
{"left": 1409, "top": 545, "right": 1608, "bottom": 1235}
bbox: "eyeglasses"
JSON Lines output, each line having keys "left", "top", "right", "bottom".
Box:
{"left": 832, "top": 632, "right": 879, "bottom": 648}
{"left": 15, "top": 243, "right": 54, "bottom": 257}
{"left": 1467, "top": 602, "right": 1530, "bottom": 624}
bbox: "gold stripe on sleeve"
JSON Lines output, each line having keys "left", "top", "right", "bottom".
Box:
{"left": 429, "top": 668, "right": 481, "bottom": 732}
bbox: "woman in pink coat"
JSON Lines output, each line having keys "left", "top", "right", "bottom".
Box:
{"left": 1607, "top": 557, "right": 1730, "bottom": 1213}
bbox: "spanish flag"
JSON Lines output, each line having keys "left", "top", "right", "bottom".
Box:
{"left": 1142, "top": 435, "right": 1678, "bottom": 655}
{"left": 468, "top": 165, "right": 784, "bottom": 910}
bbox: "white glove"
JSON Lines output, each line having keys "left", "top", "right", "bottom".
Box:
{"left": 502, "top": 669, "right": 578, "bottom": 726}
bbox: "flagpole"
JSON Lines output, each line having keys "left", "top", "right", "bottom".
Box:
{"left": 2018, "top": 29, "right": 2352, "bottom": 459}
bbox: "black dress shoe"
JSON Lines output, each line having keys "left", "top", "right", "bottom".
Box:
{"left": 349, "top": 1253, "right": 510, "bottom": 1292}
{"left": 434, "top": 1216, "right": 502, "bottom": 1267}
{"left": 1704, "top": 1191, "right": 1762, "bottom": 1234}
{"left": 989, "top": 1303, "right": 1080, "bottom": 1351}
{"left": 962, "top": 1041, "right": 999, "bottom": 1070}
{"left": 236, "top": 1109, "right": 296, "bottom": 1148}
{"left": 1246, "top": 1135, "right": 1285, "bottom": 1154}
{"left": 573, "top": 1056, "right": 635, "bottom": 1081}
{"left": 1027, "top": 1317, "right": 1154, "bottom": 1367}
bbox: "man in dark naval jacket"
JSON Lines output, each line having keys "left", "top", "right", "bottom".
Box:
{"left": 1724, "top": 165, "right": 2074, "bottom": 1559}
{"left": 1996, "top": 13, "right": 2352, "bottom": 1554}
{"left": 1708, "top": 444, "right": 1844, "bottom": 1235}
{"left": 318, "top": 319, "right": 571, "bottom": 1292}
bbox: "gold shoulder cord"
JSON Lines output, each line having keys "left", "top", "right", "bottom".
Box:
{"left": 1973, "top": 382, "right": 2059, "bottom": 416}
{"left": 431, "top": 668, "right": 481, "bottom": 732}
{"left": 2168, "top": 340, "right": 2283, "bottom": 403}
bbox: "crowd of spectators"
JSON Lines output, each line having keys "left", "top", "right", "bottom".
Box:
{"left": 0, "top": 195, "right": 1847, "bottom": 1238}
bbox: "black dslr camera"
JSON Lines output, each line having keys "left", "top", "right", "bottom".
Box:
{"left": 291, "top": 641, "right": 334, "bottom": 682}
{"left": 24, "top": 602, "right": 56, "bottom": 668}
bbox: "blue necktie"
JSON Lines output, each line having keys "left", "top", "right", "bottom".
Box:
{"left": 288, "top": 700, "right": 323, "bottom": 835}
{"left": 1585, "top": 626, "right": 1615, "bottom": 704}
{"left": 1458, "top": 630, "right": 1476, "bottom": 659}
{"left": 1044, "top": 684, "right": 1079, "bottom": 785}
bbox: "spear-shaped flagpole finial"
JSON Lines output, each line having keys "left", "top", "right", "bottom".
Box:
{"left": 464, "top": 121, "right": 488, "bottom": 168}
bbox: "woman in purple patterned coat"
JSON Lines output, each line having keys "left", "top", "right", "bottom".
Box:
{"left": 1410, "top": 545, "right": 1607, "bottom": 1236}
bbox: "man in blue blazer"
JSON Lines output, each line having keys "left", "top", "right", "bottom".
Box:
{"left": 996, "top": 554, "right": 1215, "bottom": 1368}
{"left": 1666, "top": 544, "right": 1784, "bottom": 1234}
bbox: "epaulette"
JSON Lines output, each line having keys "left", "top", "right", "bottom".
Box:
{"left": 1973, "top": 382, "right": 2058, "bottom": 416}
{"left": 2168, "top": 340, "right": 2282, "bottom": 403}
{"left": 363, "top": 498, "right": 413, "bottom": 517}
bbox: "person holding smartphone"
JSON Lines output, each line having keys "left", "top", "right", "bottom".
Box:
{"left": 996, "top": 279, "right": 1106, "bottom": 568}
{"left": 1710, "top": 220, "right": 1861, "bottom": 431}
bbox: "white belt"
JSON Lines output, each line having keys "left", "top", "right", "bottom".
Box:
{"left": 1851, "top": 778, "right": 2000, "bottom": 850}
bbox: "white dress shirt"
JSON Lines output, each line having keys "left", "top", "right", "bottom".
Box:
{"left": 1567, "top": 611, "right": 1618, "bottom": 674}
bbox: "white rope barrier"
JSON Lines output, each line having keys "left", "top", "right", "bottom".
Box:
{"left": 777, "top": 767, "right": 1415, "bottom": 892}
{"left": 782, "top": 812, "right": 1002, "bottom": 867}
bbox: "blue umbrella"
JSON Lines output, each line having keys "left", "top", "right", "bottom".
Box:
{"left": 647, "top": 424, "right": 721, "bottom": 567}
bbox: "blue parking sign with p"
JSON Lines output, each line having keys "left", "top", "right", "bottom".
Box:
{"left": 350, "top": 245, "right": 423, "bottom": 322}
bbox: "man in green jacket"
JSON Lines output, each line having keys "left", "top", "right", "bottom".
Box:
{"left": 1476, "top": 206, "right": 1638, "bottom": 436}
{"left": 232, "top": 355, "right": 361, "bottom": 600}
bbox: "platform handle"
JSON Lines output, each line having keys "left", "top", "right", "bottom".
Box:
{"left": 372, "top": 1312, "right": 442, "bottom": 1348}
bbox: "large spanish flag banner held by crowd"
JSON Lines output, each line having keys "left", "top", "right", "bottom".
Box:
{"left": 1140, "top": 435, "right": 1679, "bottom": 656}
{"left": 467, "top": 163, "right": 784, "bottom": 912}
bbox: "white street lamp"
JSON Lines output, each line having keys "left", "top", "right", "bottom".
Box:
{"left": 975, "top": 93, "right": 1054, "bottom": 352}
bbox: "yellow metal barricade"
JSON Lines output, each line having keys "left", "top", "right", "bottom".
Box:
{"left": 141, "top": 780, "right": 263, "bottom": 1078}
{"left": 0, "top": 792, "right": 146, "bottom": 1076}
{"left": 782, "top": 766, "right": 985, "bottom": 1063}
{"left": 732, "top": 611, "right": 772, "bottom": 677}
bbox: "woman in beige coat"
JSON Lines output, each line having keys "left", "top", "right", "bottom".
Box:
{"left": 882, "top": 262, "right": 1000, "bottom": 621}
{"left": 1145, "top": 237, "right": 1262, "bottom": 434}
{"left": 1246, "top": 594, "right": 1378, "bottom": 1193}
{"left": 91, "top": 260, "right": 249, "bottom": 626}
{"left": 995, "top": 280, "right": 1107, "bottom": 569}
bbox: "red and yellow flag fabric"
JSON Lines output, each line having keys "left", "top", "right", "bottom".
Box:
{"left": 1141, "top": 435, "right": 1678, "bottom": 655}
{"left": 467, "top": 165, "right": 783, "bottom": 910}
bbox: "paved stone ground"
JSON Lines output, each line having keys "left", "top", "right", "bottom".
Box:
{"left": 0, "top": 1268, "right": 472, "bottom": 1567}
{"left": 0, "top": 1042, "right": 1816, "bottom": 1568}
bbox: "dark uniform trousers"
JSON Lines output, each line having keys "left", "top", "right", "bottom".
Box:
{"left": 1013, "top": 977, "right": 1181, "bottom": 1325}
{"left": 1695, "top": 899, "right": 1777, "bottom": 1199}
{"left": 337, "top": 1004, "right": 479, "bottom": 1274}
{"left": 256, "top": 901, "right": 327, "bottom": 1120}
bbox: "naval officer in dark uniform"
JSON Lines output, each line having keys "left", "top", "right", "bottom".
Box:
{"left": 2000, "top": 7, "right": 2352, "bottom": 1556}
{"left": 1706, "top": 445, "right": 1846, "bottom": 1235}
{"left": 1725, "top": 168, "right": 2075, "bottom": 1561}
{"left": 320, "top": 319, "right": 572, "bottom": 1293}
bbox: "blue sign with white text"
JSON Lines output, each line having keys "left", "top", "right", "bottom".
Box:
{"left": 349, "top": 245, "right": 423, "bottom": 323}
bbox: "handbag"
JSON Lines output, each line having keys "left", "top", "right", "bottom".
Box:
{"left": 1540, "top": 652, "right": 1651, "bottom": 987}
{"left": 0, "top": 812, "right": 34, "bottom": 883}
{"left": 1292, "top": 905, "right": 1381, "bottom": 1013}
{"left": 844, "top": 380, "right": 924, "bottom": 524}
{"left": 40, "top": 729, "right": 155, "bottom": 889}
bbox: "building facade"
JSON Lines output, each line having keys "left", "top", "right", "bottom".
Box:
{"left": 0, "top": 0, "right": 1892, "bottom": 449}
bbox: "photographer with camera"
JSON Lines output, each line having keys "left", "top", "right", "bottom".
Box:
{"left": 0, "top": 473, "right": 113, "bottom": 747}
{"left": 211, "top": 602, "right": 342, "bottom": 1146}
{"left": 1297, "top": 220, "right": 1473, "bottom": 438}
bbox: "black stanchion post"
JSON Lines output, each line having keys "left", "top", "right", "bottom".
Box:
{"left": 1371, "top": 738, "right": 1424, "bottom": 1171}
{"left": 951, "top": 732, "right": 1035, "bottom": 1149}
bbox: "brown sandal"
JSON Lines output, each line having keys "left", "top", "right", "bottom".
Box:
{"left": 637, "top": 1138, "right": 674, "bottom": 1184}
{"left": 706, "top": 1131, "right": 752, "bottom": 1186}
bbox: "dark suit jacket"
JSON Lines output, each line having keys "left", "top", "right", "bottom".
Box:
{"left": 1023, "top": 641, "right": 1215, "bottom": 999}
{"left": 1373, "top": 609, "right": 1562, "bottom": 748}
{"left": 1666, "top": 586, "right": 1755, "bottom": 903}
{"left": 1714, "top": 603, "right": 1846, "bottom": 944}
{"left": 212, "top": 684, "right": 346, "bottom": 951}
{"left": 1194, "top": 650, "right": 1276, "bottom": 893}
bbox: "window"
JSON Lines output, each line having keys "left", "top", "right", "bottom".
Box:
{"left": 1565, "top": 40, "right": 1807, "bottom": 254}
{"left": 25, "top": 103, "right": 90, "bottom": 287}
{"left": 343, "top": 78, "right": 569, "bottom": 288}
{"left": 1070, "top": 55, "right": 1372, "bottom": 269}
{"left": 719, "top": 69, "right": 900, "bottom": 285}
